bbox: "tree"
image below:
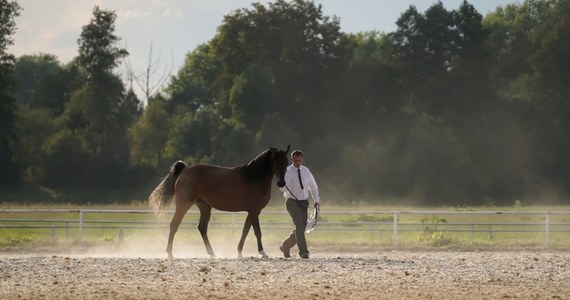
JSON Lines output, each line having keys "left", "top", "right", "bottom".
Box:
{"left": 0, "top": 0, "right": 19, "bottom": 77}
{"left": 78, "top": 6, "right": 128, "bottom": 81}
{"left": 165, "top": 44, "right": 221, "bottom": 113}
{"left": 485, "top": 0, "right": 570, "bottom": 200}
{"left": 0, "top": 0, "right": 21, "bottom": 184}
{"left": 374, "top": 1, "right": 497, "bottom": 204}
{"left": 30, "top": 60, "right": 83, "bottom": 115}
{"left": 124, "top": 42, "right": 174, "bottom": 103}
{"left": 167, "top": 107, "right": 220, "bottom": 163}
{"left": 212, "top": 0, "right": 354, "bottom": 138}
{"left": 42, "top": 129, "right": 91, "bottom": 187}
{"left": 50, "top": 5, "right": 137, "bottom": 186}
{"left": 14, "top": 54, "right": 61, "bottom": 106}
{"left": 72, "top": 5, "right": 131, "bottom": 135}
{"left": 391, "top": 2, "right": 459, "bottom": 116}
{"left": 16, "top": 107, "right": 55, "bottom": 183}
{"left": 129, "top": 94, "right": 170, "bottom": 167}
{"left": 342, "top": 32, "right": 402, "bottom": 138}
{"left": 533, "top": 0, "right": 570, "bottom": 194}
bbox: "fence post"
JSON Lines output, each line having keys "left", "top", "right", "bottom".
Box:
{"left": 545, "top": 213, "right": 550, "bottom": 248}
{"left": 78, "top": 210, "right": 84, "bottom": 247}
{"left": 117, "top": 227, "right": 124, "bottom": 248}
{"left": 65, "top": 221, "right": 69, "bottom": 240}
{"left": 232, "top": 212, "right": 236, "bottom": 242}
{"left": 393, "top": 211, "right": 398, "bottom": 246}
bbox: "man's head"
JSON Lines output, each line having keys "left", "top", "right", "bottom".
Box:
{"left": 291, "top": 150, "right": 304, "bottom": 168}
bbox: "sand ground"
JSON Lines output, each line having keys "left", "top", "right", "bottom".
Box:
{"left": 1, "top": 247, "right": 569, "bottom": 299}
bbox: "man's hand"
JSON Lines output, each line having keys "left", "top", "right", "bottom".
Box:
{"left": 314, "top": 202, "right": 320, "bottom": 210}
{"left": 277, "top": 181, "right": 285, "bottom": 188}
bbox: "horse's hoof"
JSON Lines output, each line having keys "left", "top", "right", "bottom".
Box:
{"left": 237, "top": 253, "right": 243, "bottom": 259}
{"left": 259, "top": 250, "right": 269, "bottom": 259}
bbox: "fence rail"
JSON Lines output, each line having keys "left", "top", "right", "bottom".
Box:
{"left": 1, "top": 209, "right": 570, "bottom": 247}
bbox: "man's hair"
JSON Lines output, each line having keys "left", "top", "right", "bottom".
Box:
{"left": 291, "top": 150, "right": 304, "bottom": 157}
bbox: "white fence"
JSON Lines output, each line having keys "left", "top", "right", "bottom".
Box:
{"left": 1, "top": 209, "right": 570, "bottom": 247}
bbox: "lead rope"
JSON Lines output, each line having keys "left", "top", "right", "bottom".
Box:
{"left": 285, "top": 184, "right": 301, "bottom": 201}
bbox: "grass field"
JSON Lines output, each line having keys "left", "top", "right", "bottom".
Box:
{"left": 2, "top": 202, "right": 570, "bottom": 253}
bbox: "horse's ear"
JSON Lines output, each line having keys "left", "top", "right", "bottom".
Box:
{"left": 268, "top": 145, "right": 277, "bottom": 158}
{"left": 285, "top": 145, "right": 290, "bottom": 153}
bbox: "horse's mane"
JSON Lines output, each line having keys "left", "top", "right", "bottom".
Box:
{"left": 240, "top": 149, "right": 273, "bottom": 180}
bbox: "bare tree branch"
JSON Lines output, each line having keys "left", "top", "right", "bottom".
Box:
{"left": 123, "top": 41, "right": 174, "bottom": 102}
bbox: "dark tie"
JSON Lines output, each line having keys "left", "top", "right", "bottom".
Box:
{"left": 298, "top": 168, "right": 304, "bottom": 190}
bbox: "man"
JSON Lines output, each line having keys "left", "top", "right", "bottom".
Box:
{"left": 277, "top": 149, "right": 320, "bottom": 259}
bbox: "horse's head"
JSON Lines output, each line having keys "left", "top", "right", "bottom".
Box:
{"left": 270, "top": 145, "right": 290, "bottom": 187}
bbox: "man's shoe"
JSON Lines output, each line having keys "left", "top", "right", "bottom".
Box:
{"left": 301, "top": 254, "right": 309, "bottom": 259}
{"left": 279, "top": 245, "right": 291, "bottom": 258}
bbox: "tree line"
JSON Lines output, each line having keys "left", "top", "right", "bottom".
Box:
{"left": 1, "top": 0, "right": 569, "bottom": 205}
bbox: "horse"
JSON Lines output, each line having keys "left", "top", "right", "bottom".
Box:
{"left": 148, "top": 145, "right": 290, "bottom": 259}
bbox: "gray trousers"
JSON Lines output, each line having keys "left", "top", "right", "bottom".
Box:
{"left": 281, "top": 198, "right": 309, "bottom": 256}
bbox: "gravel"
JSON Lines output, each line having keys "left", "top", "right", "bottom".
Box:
{"left": 1, "top": 249, "right": 569, "bottom": 299}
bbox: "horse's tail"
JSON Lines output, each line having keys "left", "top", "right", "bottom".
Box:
{"left": 148, "top": 160, "right": 188, "bottom": 215}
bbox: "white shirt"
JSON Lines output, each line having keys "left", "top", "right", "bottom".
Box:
{"left": 279, "top": 164, "right": 319, "bottom": 203}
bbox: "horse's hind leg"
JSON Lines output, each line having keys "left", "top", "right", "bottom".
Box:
{"left": 167, "top": 193, "right": 192, "bottom": 259}
{"left": 250, "top": 212, "right": 268, "bottom": 258}
{"left": 196, "top": 200, "right": 216, "bottom": 258}
{"left": 237, "top": 214, "right": 252, "bottom": 259}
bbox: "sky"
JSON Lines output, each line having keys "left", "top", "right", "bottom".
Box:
{"left": 9, "top": 0, "right": 520, "bottom": 95}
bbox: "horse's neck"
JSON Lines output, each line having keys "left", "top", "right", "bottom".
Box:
{"left": 242, "top": 154, "right": 273, "bottom": 181}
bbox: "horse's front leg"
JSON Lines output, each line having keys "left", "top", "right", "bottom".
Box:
{"left": 237, "top": 214, "right": 252, "bottom": 258}
{"left": 250, "top": 212, "right": 268, "bottom": 259}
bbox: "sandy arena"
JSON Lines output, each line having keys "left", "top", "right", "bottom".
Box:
{"left": 1, "top": 247, "right": 569, "bottom": 300}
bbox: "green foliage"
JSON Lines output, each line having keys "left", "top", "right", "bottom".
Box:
{"left": 129, "top": 95, "right": 170, "bottom": 167}
{"left": 14, "top": 54, "right": 61, "bottom": 105}
{"left": 344, "top": 214, "right": 394, "bottom": 223}
{"left": 15, "top": 107, "right": 55, "bottom": 183}
{"left": 78, "top": 6, "right": 128, "bottom": 79}
{"left": 210, "top": 118, "right": 256, "bottom": 166}
{"left": 6, "top": 0, "right": 570, "bottom": 206}
{"left": 418, "top": 216, "right": 452, "bottom": 246}
{"left": 228, "top": 63, "right": 274, "bottom": 130}
{"left": 166, "top": 44, "right": 221, "bottom": 112}
{"left": 42, "top": 129, "right": 91, "bottom": 186}
{"left": 212, "top": 0, "right": 355, "bottom": 139}
{"left": 31, "top": 61, "right": 83, "bottom": 115}
{"left": 29, "top": 6, "right": 140, "bottom": 188}
{"left": 255, "top": 113, "right": 301, "bottom": 150}
{"left": 417, "top": 231, "right": 453, "bottom": 246}
{"left": 0, "top": 0, "right": 20, "bottom": 75}
{"left": 167, "top": 107, "right": 218, "bottom": 163}
{"left": 420, "top": 215, "right": 448, "bottom": 231}
{"left": 0, "top": 0, "right": 22, "bottom": 183}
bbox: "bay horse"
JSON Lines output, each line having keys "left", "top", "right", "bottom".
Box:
{"left": 148, "top": 145, "right": 290, "bottom": 259}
